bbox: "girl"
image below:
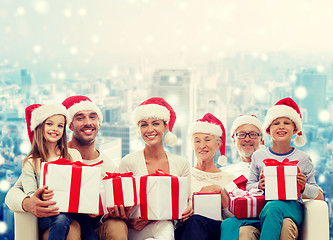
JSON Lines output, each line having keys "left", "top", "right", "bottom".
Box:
{"left": 118, "top": 97, "right": 191, "bottom": 240}
{"left": 21, "top": 103, "right": 93, "bottom": 240}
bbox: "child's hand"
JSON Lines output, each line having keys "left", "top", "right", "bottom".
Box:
{"left": 258, "top": 173, "right": 265, "bottom": 190}
{"left": 297, "top": 172, "right": 306, "bottom": 191}
{"left": 41, "top": 185, "right": 54, "bottom": 201}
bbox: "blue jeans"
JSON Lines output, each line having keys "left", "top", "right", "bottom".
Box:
{"left": 175, "top": 214, "right": 221, "bottom": 240}
{"left": 220, "top": 200, "right": 304, "bottom": 240}
{"left": 39, "top": 213, "right": 72, "bottom": 240}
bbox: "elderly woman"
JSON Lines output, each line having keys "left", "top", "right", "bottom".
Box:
{"left": 118, "top": 97, "right": 191, "bottom": 240}
{"left": 175, "top": 113, "right": 235, "bottom": 240}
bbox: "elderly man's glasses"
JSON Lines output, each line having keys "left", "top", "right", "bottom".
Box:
{"left": 235, "top": 132, "right": 261, "bottom": 139}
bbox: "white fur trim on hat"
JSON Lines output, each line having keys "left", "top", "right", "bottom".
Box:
{"left": 31, "top": 104, "right": 68, "bottom": 131}
{"left": 133, "top": 104, "right": 170, "bottom": 124}
{"left": 231, "top": 115, "right": 263, "bottom": 136}
{"left": 189, "top": 121, "right": 223, "bottom": 137}
{"left": 263, "top": 105, "right": 302, "bottom": 134}
{"left": 67, "top": 101, "right": 103, "bottom": 124}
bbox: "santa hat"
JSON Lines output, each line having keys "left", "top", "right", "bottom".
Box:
{"left": 189, "top": 113, "right": 227, "bottom": 166}
{"left": 263, "top": 97, "right": 306, "bottom": 147}
{"left": 133, "top": 97, "right": 177, "bottom": 146}
{"left": 231, "top": 115, "right": 264, "bottom": 145}
{"left": 62, "top": 95, "right": 103, "bottom": 124}
{"left": 25, "top": 103, "right": 68, "bottom": 144}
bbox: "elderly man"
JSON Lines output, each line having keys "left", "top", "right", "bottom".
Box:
{"left": 5, "top": 96, "right": 127, "bottom": 240}
{"left": 223, "top": 115, "right": 299, "bottom": 240}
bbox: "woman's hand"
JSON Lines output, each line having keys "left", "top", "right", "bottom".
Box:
{"left": 41, "top": 185, "right": 54, "bottom": 201}
{"left": 129, "top": 217, "right": 151, "bottom": 231}
{"left": 199, "top": 184, "right": 222, "bottom": 194}
{"left": 258, "top": 173, "right": 265, "bottom": 190}
{"left": 297, "top": 172, "right": 307, "bottom": 191}
{"left": 179, "top": 205, "right": 193, "bottom": 222}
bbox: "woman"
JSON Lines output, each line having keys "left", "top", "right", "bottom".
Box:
{"left": 175, "top": 113, "right": 235, "bottom": 240}
{"left": 118, "top": 97, "right": 191, "bottom": 240}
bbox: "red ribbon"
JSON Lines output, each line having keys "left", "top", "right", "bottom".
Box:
{"left": 233, "top": 175, "right": 248, "bottom": 191}
{"left": 42, "top": 158, "right": 103, "bottom": 213}
{"left": 140, "top": 169, "right": 179, "bottom": 220}
{"left": 103, "top": 172, "right": 138, "bottom": 206}
{"left": 263, "top": 158, "right": 301, "bottom": 200}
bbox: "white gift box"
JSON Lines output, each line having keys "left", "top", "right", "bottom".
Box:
{"left": 264, "top": 165, "right": 300, "bottom": 200}
{"left": 193, "top": 193, "right": 222, "bottom": 221}
{"left": 130, "top": 174, "right": 188, "bottom": 220}
{"left": 104, "top": 174, "right": 137, "bottom": 208}
{"left": 40, "top": 160, "right": 101, "bottom": 214}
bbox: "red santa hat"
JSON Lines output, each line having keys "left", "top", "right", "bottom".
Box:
{"left": 189, "top": 113, "right": 227, "bottom": 165}
{"left": 231, "top": 114, "right": 264, "bottom": 145}
{"left": 62, "top": 95, "right": 103, "bottom": 124}
{"left": 25, "top": 103, "right": 68, "bottom": 144}
{"left": 133, "top": 97, "right": 178, "bottom": 146}
{"left": 263, "top": 97, "right": 306, "bottom": 147}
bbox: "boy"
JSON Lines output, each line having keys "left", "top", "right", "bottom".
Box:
{"left": 246, "top": 97, "right": 320, "bottom": 240}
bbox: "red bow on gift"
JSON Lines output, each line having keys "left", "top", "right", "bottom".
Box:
{"left": 103, "top": 172, "right": 134, "bottom": 180}
{"left": 103, "top": 172, "right": 137, "bottom": 207}
{"left": 140, "top": 169, "right": 180, "bottom": 220}
{"left": 42, "top": 158, "right": 103, "bottom": 213}
{"left": 263, "top": 158, "right": 299, "bottom": 167}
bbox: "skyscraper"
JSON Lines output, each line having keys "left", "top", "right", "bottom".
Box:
{"left": 296, "top": 69, "right": 327, "bottom": 123}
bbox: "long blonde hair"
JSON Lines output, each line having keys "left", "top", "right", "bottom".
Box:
{"left": 23, "top": 115, "right": 72, "bottom": 172}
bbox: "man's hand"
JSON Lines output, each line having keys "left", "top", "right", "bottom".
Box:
{"left": 22, "top": 187, "right": 59, "bottom": 217}
{"left": 258, "top": 172, "right": 265, "bottom": 190}
{"left": 107, "top": 205, "right": 132, "bottom": 220}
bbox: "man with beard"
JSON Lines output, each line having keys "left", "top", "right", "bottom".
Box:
{"left": 223, "top": 115, "right": 299, "bottom": 240}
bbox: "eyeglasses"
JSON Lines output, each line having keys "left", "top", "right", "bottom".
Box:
{"left": 234, "top": 132, "right": 261, "bottom": 139}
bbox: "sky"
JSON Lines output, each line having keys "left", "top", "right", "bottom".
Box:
{"left": 1, "top": 0, "right": 333, "bottom": 81}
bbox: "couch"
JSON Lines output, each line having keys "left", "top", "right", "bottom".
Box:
{"left": 13, "top": 199, "right": 329, "bottom": 240}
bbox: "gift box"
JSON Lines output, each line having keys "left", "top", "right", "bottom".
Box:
{"left": 103, "top": 172, "right": 138, "bottom": 208}
{"left": 224, "top": 174, "right": 248, "bottom": 193}
{"left": 263, "top": 158, "right": 301, "bottom": 200}
{"left": 40, "top": 159, "right": 102, "bottom": 214}
{"left": 229, "top": 188, "right": 266, "bottom": 218}
{"left": 192, "top": 192, "right": 221, "bottom": 221}
{"left": 130, "top": 169, "right": 188, "bottom": 220}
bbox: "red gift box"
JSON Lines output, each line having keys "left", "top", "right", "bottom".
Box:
{"left": 263, "top": 158, "right": 301, "bottom": 200}
{"left": 229, "top": 188, "right": 266, "bottom": 218}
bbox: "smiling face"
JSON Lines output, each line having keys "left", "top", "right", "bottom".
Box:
{"left": 69, "top": 110, "right": 100, "bottom": 145}
{"left": 268, "top": 117, "right": 297, "bottom": 143}
{"left": 193, "top": 132, "right": 221, "bottom": 164}
{"left": 138, "top": 118, "right": 168, "bottom": 147}
{"left": 234, "top": 124, "right": 261, "bottom": 161}
{"left": 43, "top": 114, "right": 65, "bottom": 144}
